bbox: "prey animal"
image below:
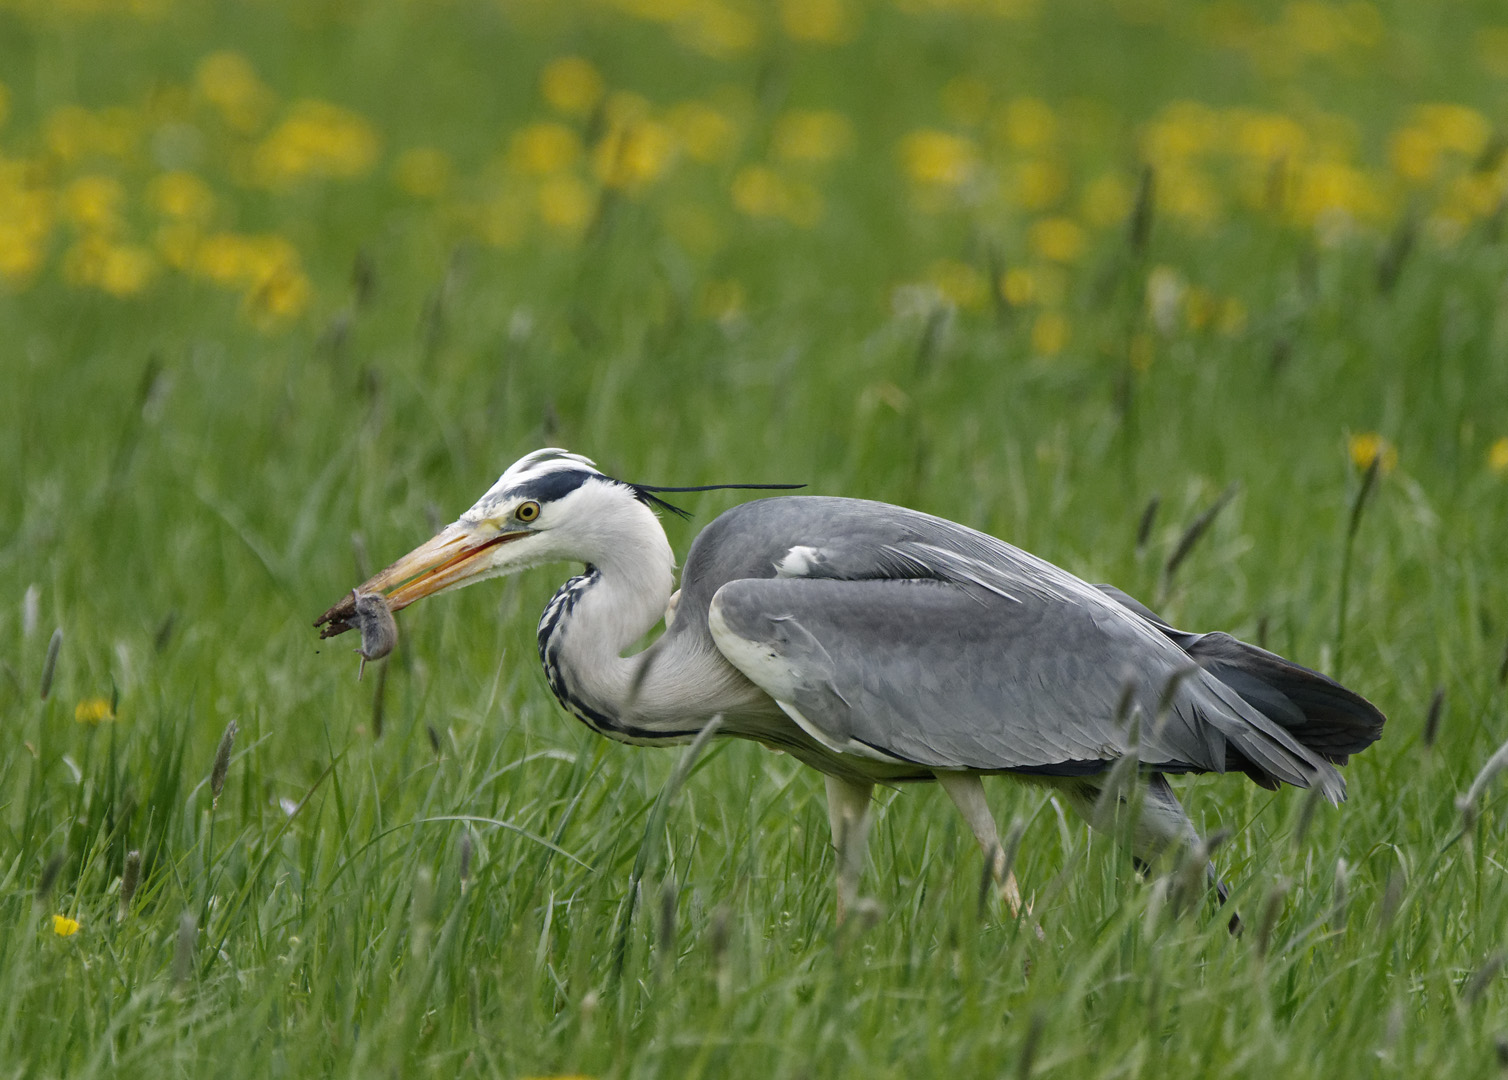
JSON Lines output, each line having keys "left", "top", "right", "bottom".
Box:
{"left": 316, "top": 449, "right": 1386, "bottom": 920}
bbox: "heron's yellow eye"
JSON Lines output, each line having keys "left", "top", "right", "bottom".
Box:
{"left": 516, "top": 501, "right": 541, "bottom": 523}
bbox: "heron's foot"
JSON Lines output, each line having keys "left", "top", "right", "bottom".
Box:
{"left": 998, "top": 864, "right": 1025, "bottom": 919}
{"left": 989, "top": 855, "right": 1045, "bottom": 938}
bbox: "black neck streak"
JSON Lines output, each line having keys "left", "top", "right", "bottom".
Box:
{"left": 536, "top": 567, "right": 697, "bottom": 744}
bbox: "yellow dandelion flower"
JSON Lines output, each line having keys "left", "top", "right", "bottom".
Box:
{"left": 772, "top": 109, "right": 854, "bottom": 163}
{"left": 63, "top": 236, "right": 109, "bottom": 287}
{"left": 148, "top": 171, "right": 215, "bottom": 222}
{"left": 393, "top": 147, "right": 453, "bottom": 199}
{"left": 1487, "top": 437, "right": 1508, "bottom": 474}
{"left": 191, "top": 230, "right": 306, "bottom": 325}
{"left": 1282, "top": 1, "right": 1349, "bottom": 55}
{"left": 1412, "top": 104, "right": 1490, "bottom": 157}
{"left": 1028, "top": 217, "right": 1086, "bottom": 263}
{"left": 510, "top": 122, "right": 583, "bottom": 176}
{"left": 0, "top": 222, "right": 48, "bottom": 284}
{"left": 243, "top": 265, "right": 311, "bottom": 329}
{"left": 1000, "top": 266, "right": 1037, "bottom": 306}
{"left": 1290, "top": 160, "right": 1387, "bottom": 226}
{"left": 929, "top": 259, "right": 987, "bottom": 312}
{"left": 594, "top": 119, "right": 676, "bottom": 190}
{"left": 541, "top": 57, "right": 605, "bottom": 118}
{"left": 1232, "top": 110, "right": 1309, "bottom": 162}
{"left": 1440, "top": 172, "right": 1504, "bottom": 223}
{"left": 731, "top": 164, "right": 787, "bottom": 217}
{"left": 74, "top": 697, "right": 115, "bottom": 724}
{"left": 998, "top": 97, "right": 1057, "bottom": 152}
{"left": 677, "top": 2, "right": 760, "bottom": 59}
{"left": 195, "top": 51, "right": 274, "bottom": 133}
{"left": 1348, "top": 432, "right": 1397, "bottom": 475}
{"left": 538, "top": 173, "right": 595, "bottom": 231}
{"left": 899, "top": 130, "right": 977, "bottom": 188}
{"left": 667, "top": 102, "right": 738, "bottom": 164}
{"left": 1031, "top": 310, "right": 1070, "bottom": 356}
{"left": 1157, "top": 163, "right": 1221, "bottom": 227}
{"left": 1388, "top": 126, "right": 1439, "bottom": 186}
{"left": 253, "top": 100, "right": 380, "bottom": 187}
{"left": 61, "top": 175, "right": 124, "bottom": 231}
{"left": 0, "top": 177, "right": 55, "bottom": 285}
{"left": 191, "top": 232, "right": 255, "bottom": 285}
{"left": 51, "top": 915, "right": 81, "bottom": 938}
{"left": 1081, "top": 172, "right": 1132, "bottom": 227}
{"left": 779, "top": 0, "right": 857, "bottom": 44}
{"left": 96, "top": 245, "right": 157, "bottom": 297}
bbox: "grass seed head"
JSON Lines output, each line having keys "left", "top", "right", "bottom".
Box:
{"left": 1255, "top": 876, "right": 1290, "bottom": 958}
{"left": 36, "top": 852, "right": 65, "bottom": 900}
{"left": 119, "top": 850, "right": 141, "bottom": 919}
{"left": 210, "top": 719, "right": 238, "bottom": 808}
{"left": 40, "top": 628, "right": 61, "bottom": 701}
{"left": 1423, "top": 686, "right": 1445, "bottom": 748}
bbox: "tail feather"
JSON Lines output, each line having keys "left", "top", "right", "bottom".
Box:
{"left": 1186, "top": 633, "right": 1386, "bottom": 763}
{"left": 1096, "top": 585, "right": 1387, "bottom": 766}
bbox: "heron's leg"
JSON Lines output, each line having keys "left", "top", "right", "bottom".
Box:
{"left": 934, "top": 772, "right": 1024, "bottom": 917}
{"left": 1061, "top": 772, "right": 1231, "bottom": 898}
{"left": 1061, "top": 772, "right": 1196, "bottom": 862}
{"left": 823, "top": 774, "right": 874, "bottom": 925}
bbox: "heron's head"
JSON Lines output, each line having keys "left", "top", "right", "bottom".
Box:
{"left": 315, "top": 449, "right": 677, "bottom": 639}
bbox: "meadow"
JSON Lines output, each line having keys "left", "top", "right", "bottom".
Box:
{"left": 3, "top": 0, "right": 1508, "bottom": 1075}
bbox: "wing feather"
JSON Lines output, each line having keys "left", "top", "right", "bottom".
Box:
{"left": 682, "top": 497, "right": 1347, "bottom": 798}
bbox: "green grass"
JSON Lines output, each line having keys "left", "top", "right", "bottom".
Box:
{"left": 4, "top": 0, "right": 1508, "bottom": 1075}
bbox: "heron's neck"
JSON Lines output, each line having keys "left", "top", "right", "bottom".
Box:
{"left": 537, "top": 513, "right": 706, "bottom": 741}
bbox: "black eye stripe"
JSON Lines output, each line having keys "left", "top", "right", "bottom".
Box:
{"left": 508, "top": 468, "right": 595, "bottom": 504}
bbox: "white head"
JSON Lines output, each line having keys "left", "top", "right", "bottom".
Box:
{"left": 315, "top": 449, "right": 677, "bottom": 631}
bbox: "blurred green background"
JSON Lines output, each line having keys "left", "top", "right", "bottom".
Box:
{"left": 4, "top": 0, "right": 1508, "bottom": 1076}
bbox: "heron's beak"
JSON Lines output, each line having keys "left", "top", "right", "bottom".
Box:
{"left": 314, "top": 521, "right": 526, "bottom": 639}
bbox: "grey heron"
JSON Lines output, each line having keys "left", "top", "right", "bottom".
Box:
{"left": 315, "top": 448, "right": 1386, "bottom": 921}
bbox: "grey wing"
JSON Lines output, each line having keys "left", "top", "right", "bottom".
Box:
{"left": 688, "top": 498, "right": 1345, "bottom": 799}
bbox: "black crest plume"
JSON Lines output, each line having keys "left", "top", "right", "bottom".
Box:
{"left": 626, "top": 481, "right": 805, "bottom": 520}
